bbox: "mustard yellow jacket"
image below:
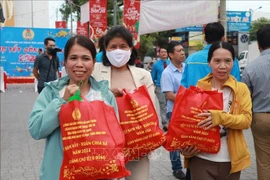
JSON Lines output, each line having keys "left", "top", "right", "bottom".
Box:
{"left": 184, "top": 74, "right": 252, "bottom": 173}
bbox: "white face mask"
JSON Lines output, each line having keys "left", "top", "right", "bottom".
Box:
{"left": 106, "top": 49, "right": 131, "bottom": 67}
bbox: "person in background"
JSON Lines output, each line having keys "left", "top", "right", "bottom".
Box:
{"left": 92, "top": 25, "right": 156, "bottom": 180}
{"left": 242, "top": 25, "right": 270, "bottom": 180}
{"left": 161, "top": 41, "right": 186, "bottom": 180}
{"left": 181, "top": 22, "right": 241, "bottom": 88}
{"left": 96, "top": 35, "right": 105, "bottom": 62}
{"left": 182, "top": 42, "right": 252, "bottom": 180}
{"left": 135, "top": 56, "right": 144, "bottom": 68}
{"left": 38, "top": 48, "right": 43, "bottom": 55}
{"left": 29, "top": 35, "right": 118, "bottom": 180}
{"left": 33, "top": 37, "right": 60, "bottom": 93}
{"left": 151, "top": 47, "right": 170, "bottom": 131}
{"left": 146, "top": 58, "right": 155, "bottom": 72}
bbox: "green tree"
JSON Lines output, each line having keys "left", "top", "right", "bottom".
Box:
{"left": 137, "top": 34, "right": 155, "bottom": 60}
{"left": 249, "top": 17, "right": 270, "bottom": 41}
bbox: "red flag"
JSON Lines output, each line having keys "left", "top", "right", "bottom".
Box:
{"left": 76, "top": 22, "right": 89, "bottom": 37}
{"left": 55, "top": 21, "right": 67, "bottom": 28}
{"left": 123, "top": 0, "right": 141, "bottom": 48}
{"left": 89, "top": 0, "right": 107, "bottom": 44}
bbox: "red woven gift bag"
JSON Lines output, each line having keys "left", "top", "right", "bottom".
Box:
{"left": 59, "top": 91, "right": 130, "bottom": 180}
{"left": 116, "top": 85, "right": 165, "bottom": 162}
{"left": 164, "top": 86, "right": 223, "bottom": 154}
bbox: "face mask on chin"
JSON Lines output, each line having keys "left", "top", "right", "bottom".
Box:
{"left": 106, "top": 49, "right": 131, "bottom": 68}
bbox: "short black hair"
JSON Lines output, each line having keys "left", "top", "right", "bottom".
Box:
{"left": 64, "top": 35, "right": 97, "bottom": 63}
{"left": 102, "top": 25, "right": 137, "bottom": 66}
{"left": 204, "top": 22, "right": 225, "bottom": 44}
{"left": 159, "top": 47, "right": 167, "bottom": 52}
{"left": 208, "top": 41, "right": 235, "bottom": 63}
{"left": 44, "top": 37, "right": 55, "bottom": 46}
{"left": 167, "top": 41, "right": 181, "bottom": 59}
{"left": 257, "top": 24, "right": 270, "bottom": 50}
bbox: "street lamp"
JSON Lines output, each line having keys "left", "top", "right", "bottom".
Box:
{"left": 249, "top": 6, "right": 262, "bottom": 21}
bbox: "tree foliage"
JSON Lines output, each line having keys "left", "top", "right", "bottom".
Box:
{"left": 249, "top": 17, "right": 270, "bottom": 41}
{"left": 137, "top": 34, "right": 155, "bottom": 60}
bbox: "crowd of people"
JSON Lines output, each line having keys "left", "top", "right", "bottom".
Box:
{"left": 29, "top": 23, "right": 270, "bottom": 180}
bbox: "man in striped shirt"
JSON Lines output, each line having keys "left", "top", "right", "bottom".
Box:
{"left": 242, "top": 24, "right": 270, "bottom": 180}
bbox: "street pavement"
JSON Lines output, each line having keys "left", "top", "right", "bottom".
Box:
{"left": 1, "top": 84, "right": 258, "bottom": 180}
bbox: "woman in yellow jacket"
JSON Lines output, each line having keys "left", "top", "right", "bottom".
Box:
{"left": 181, "top": 41, "right": 252, "bottom": 180}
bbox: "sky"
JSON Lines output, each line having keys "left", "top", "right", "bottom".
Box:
{"left": 226, "top": 1, "right": 270, "bottom": 12}
{"left": 48, "top": 1, "right": 270, "bottom": 28}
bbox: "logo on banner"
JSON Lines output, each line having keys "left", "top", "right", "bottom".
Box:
{"left": 22, "top": 29, "right": 34, "bottom": 40}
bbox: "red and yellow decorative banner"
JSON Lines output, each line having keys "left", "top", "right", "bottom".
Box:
{"left": 123, "top": 0, "right": 141, "bottom": 48}
{"left": 76, "top": 21, "right": 88, "bottom": 37}
{"left": 89, "top": 0, "right": 107, "bottom": 44}
{"left": 55, "top": 21, "right": 67, "bottom": 28}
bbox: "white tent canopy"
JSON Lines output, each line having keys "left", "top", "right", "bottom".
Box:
{"left": 80, "top": 0, "right": 218, "bottom": 34}
{"left": 139, "top": 0, "right": 218, "bottom": 34}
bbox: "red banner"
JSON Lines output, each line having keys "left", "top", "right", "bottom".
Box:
{"left": 123, "top": 0, "right": 141, "bottom": 48}
{"left": 55, "top": 21, "right": 67, "bottom": 28}
{"left": 76, "top": 22, "right": 89, "bottom": 37}
{"left": 89, "top": 0, "right": 107, "bottom": 45}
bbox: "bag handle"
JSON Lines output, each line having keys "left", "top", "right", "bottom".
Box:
{"left": 68, "top": 81, "right": 83, "bottom": 102}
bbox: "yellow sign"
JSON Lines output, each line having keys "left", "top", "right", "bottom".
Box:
{"left": 171, "top": 37, "right": 182, "bottom": 41}
{"left": 189, "top": 32, "right": 203, "bottom": 47}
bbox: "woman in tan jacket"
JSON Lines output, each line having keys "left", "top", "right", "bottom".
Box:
{"left": 92, "top": 25, "right": 156, "bottom": 180}
{"left": 181, "top": 42, "right": 252, "bottom": 180}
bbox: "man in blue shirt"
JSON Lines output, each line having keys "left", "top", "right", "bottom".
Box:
{"left": 151, "top": 47, "right": 170, "bottom": 130}
{"left": 161, "top": 41, "right": 186, "bottom": 180}
{"left": 181, "top": 22, "right": 240, "bottom": 88}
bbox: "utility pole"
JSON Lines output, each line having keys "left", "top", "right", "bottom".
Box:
{"left": 68, "top": 0, "right": 73, "bottom": 35}
{"left": 219, "top": 0, "right": 227, "bottom": 39}
{"left": 113, "top": 0, "right": 117, "bottom": 26}
{"left": 31, "top": 0, "right": 34, "bottom": 27}
{"left": 70, "top": 3, "right": 73, "bottom": 35}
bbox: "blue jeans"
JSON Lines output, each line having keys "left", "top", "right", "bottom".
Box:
{"left": 167, "top": 112, "right": 182, "bottom": 171}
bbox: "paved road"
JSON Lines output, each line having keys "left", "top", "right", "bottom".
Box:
{"left": 0, "top": 84, "right": 258, "bottom": 180}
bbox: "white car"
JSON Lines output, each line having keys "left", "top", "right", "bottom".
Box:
{"left": 238, "top": 50, "right": 248, "bottom": 73}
